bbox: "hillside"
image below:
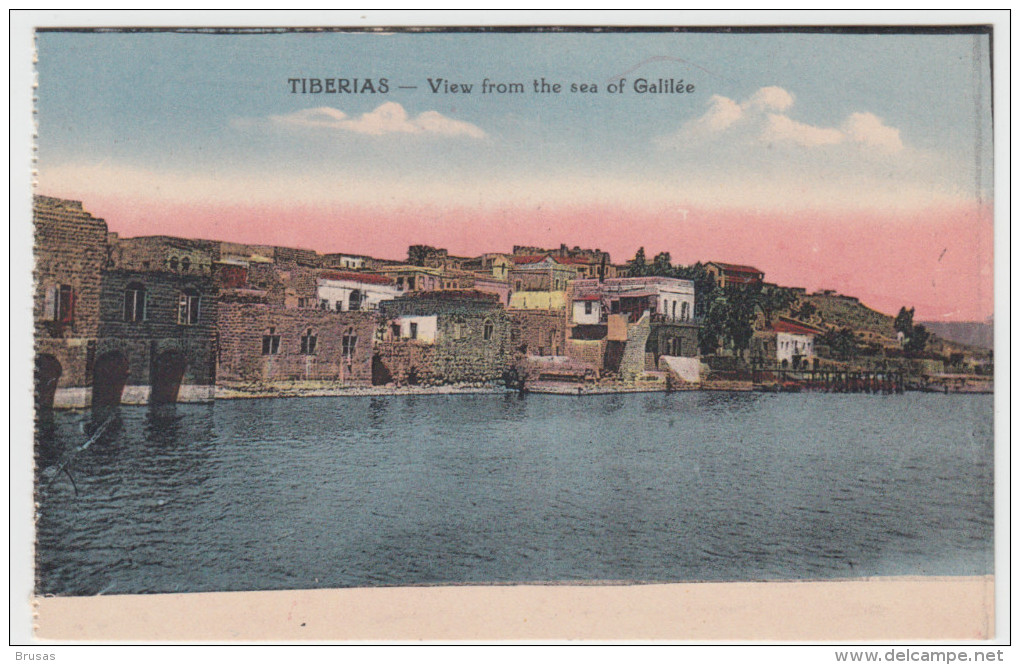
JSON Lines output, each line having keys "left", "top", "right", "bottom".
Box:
{"left": 784, "top": 292, "right": 990, "bottom": 362}
{"left": 797, "top": 293, "right": 897, "bottom": 343}
{"left": 920, "top": 320, "right": 994, "bottom": 350}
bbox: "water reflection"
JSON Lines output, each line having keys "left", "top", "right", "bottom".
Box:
{"left": 34, "top": 393, "right": 994, "bottom": 595}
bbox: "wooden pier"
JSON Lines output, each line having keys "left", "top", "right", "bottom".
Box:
{"left": 751, "top": 367, "right": 906, "bottom": 394}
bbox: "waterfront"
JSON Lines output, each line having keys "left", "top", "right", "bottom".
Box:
{"left": 34, "top": 392, "right": 993, "bottom": 596}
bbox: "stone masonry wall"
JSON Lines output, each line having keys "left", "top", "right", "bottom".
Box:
{"left": 97, "top": 269, "right": 217, "bottom": 389}
{"left": 509, "top": 309, "right": 567, "bottom": 357}
{"left": 378, "top": 294, "right": 512, "bottom": 384}
{"left": 34, "top": 196, "right": 109, "bottom": 390}
{"left": 217, "top": 303, "right": 376, "bottom": 385}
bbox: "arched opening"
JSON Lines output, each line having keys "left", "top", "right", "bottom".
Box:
{"left": 371, "top": 354, "right": 392, "bottom": 386}
{"left": 348, "top": 289, "right": 362, "bottom": 311}
{"left": 34, "top": 354, "right": 62, "bottom": 410}
{"left": 151, "top": 351, "right": 187, "bottom": 404}
{"left": 93, "top": 351, "right": 129, "bottom": 407}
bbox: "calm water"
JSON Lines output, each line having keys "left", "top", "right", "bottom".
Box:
{"left": 34, "top": 392, "right": 994, "bottom": 596}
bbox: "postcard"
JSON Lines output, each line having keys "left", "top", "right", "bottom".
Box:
{"left": 16, "top": 14, "right": 1002, "bottom": 644}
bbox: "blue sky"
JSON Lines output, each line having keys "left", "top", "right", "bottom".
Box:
{"left": 36, "top": 29, "right": 992, "bottom": 207}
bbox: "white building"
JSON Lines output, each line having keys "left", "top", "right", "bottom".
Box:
{"left": 571, "top": 293, "right": 602, "bottom": 324}
{"left": 317, "top": 271, "right": 400, "bottom": 312}
{"left": 773, "top": 319, "right": 818, "bottom": 368}
{"left": 570, "top": 277, "right": 695, "bottom": 323}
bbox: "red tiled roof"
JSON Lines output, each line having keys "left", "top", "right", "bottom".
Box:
{"left": 773, "top": 319, "right": 820, "bottom": 336}
{"left": 574, "top": 293, "right": 601, "bottom": 301}
{"left": 711, "top": 261, "right": 763, "bottom": 275}
{"left": 319, "top": 271, "right": 394, "bottom": 285}
{"left": 556, "top": 257, "right": 592, "bottom": 265}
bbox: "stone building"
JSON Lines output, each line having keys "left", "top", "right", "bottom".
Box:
{"left": 509, "top": 310, "right": 567, "bottom": 358}
{"left": 374, "top": 290, "right": 511, "bottom": 385}
{"left": 34, "top": 199, "right": 219, "bottom": 407}
{"left": 94, "top": 268, "right": 217, "bottom": 405}
{"left": 33, "top": 196, "right": 109, "bottom": 408}
{"left": 245, "top": 262, "right": 322, "bottom": 309}
{"left": 373, "top": 265, "right": 443, "bottom": 293}
{"left": 216, "top": 298, "right": 376, "bottom": 386}
{"left": 705, "top": 261, "right": 765, "bottom": 288}
{"left": 108, "top": 235, "right": 219, "bottom": 276}
{"left": 511, "top": 245, "right": 616, "bottom": 279}
{"left": 508, "top": 255, "right": 579, "bottom": 293}
{"left": 565, "top": 277, "right": 701, "bottom": 381}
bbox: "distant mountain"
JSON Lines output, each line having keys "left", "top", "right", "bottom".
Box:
{"left": 919, "top": 320, "right": 994, "bottom": 350}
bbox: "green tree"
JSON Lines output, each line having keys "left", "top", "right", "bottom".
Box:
{"left": 407, "top": 245, "right": 435, "bottom": 266}
{"left": 627, "top": 247, "right": 648, "bottom": 277}
{"left": 651, "top": 251, "right": 674, "bottom": 277}
{"left": 723, "top": 285, "right": 761, "bottom": 358}
{"left": 794, "top": 300, "right": 817, "bottom": 321}
{"left": 675, "top": 262, "right": 718, "bottom": 319}
{"left": 821, "top": 327, "right": 859, "bottom": 360}
{"left": 698, "top": 291, "right": 728, "bottom": 355}
{"left": 894, "top": 306, "right": 915, "bottom": 336}
{"left": 905, "top": 324, "right": 930, "bottom": 355}
{"left": 757, "top": 284, "right": 797, "bottom": 327}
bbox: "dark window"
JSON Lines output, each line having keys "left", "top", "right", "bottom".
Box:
{"left": 483, "top": 319, "right": 494, "bottom": 341}
{"left": 178, "top": 290, "right": 201, "bottom": 325}
{"left": 342, "top": 334, "right": 357, "bottom": 359}
{"left": 409, "top": 322, "right": 418, "bottom": 339}
{"left": 262, "top": 327, "right": 281, "bottom": 355}
{"left": 181, "top": 257, "right": 191, "bottom": 272}
{"left": 300, "top": 328, "right": 317, "bottom": 355}
{"left": 584, "top": 301, "right": 593, "bottom": 315}
{"left": 349, "top": 289, "right": 362, "bottom": 311}
{"left": 46, "top": 284, "right": 75, "bottom": 323}
{"left": 124, "top": 282, "right": 146, "bottom": 322}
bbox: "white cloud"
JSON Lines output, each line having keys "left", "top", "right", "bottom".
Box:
{"left": 841, "top": 112, "right": 904, "bottom": 152}
{"left": 664, "top": 86, "right": 904, "bottom": 154}
{"left": 763, "top": 113, "right": 844, "bottom": 147}
{"left": 266, "top": 102, "right": 486, "bottom": 139}
{"left": 743, "top": 86, "right": 794, "bottom": 112}
{"left": 688, "top": 95, "right": 744, "bottom": 134}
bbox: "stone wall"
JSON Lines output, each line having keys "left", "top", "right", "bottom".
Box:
{"left": 97, "top": 269, "right": 217, "bottom": 401}
{"left": 510, "top": 309, "right": 567, "bottom": 357}
{"left": 372, "top": 341, "right": 438, "bottom": 385}
{"left": 647, "top": 323, "right": 700, "bottom": 359}
{"left": 247, "top": 262, "right": 321, "bottom": 308}
{"left": 378, "top": 292, "right": 512, "bottom": 384}
{"left": 109, "top": 235, "right": 219, "bottom": 275}
{"left": 217, "top": 303, "right": 376, "bottom": 386}
{"left": 619, "top": 312, "right": 652, "bottom": 381}
{"left": 566, "top": 339, "right": 607, "bottom": 369}
{"left": 33, "top": 196, "right": 109, "bottom": 404}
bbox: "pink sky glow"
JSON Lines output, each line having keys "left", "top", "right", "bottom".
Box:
{"left": 75, "top": 195, "right": 993, "bottom": 322}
